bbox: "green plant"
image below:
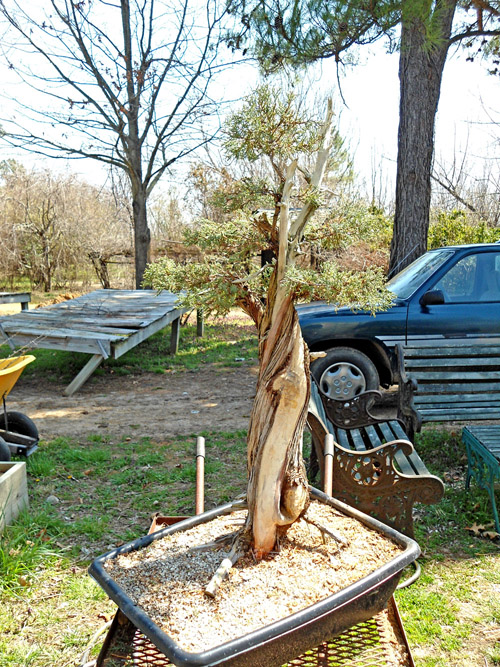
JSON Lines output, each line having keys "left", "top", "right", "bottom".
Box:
{"left": 428, "top": 210, "right": 500, "bottom": 249}
{"left": 0, "top": 320, "right": 259, "bottom": 381}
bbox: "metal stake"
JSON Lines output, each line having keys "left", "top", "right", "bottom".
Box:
{"left": 195, "top": 436, "right": 205, "bottom": 515}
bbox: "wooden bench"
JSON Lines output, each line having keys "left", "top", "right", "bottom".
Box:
{"left": 0, "top": 292, "right": 30, "bottom": 311}
{"left": 396, "top": 341, "right": 500, "bottom": 439}
{"left": 396, "top": 341, "right": 500, "bottom": 532}
{"left": 307, "top": 380, "right": 444, "bottom": 538}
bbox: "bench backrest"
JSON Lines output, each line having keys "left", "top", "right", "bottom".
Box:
{"left": 397, "top": 341, "right": 500, "bottom": 433}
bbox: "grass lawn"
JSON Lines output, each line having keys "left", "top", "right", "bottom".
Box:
{"left": 0, "top": 315, "right": 499, "bottom": 666}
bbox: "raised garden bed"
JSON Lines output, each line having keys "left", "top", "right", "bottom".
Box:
{"left": 0, "top": 461, "right": 29, "bottom": 530}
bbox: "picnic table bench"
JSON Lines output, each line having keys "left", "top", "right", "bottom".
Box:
{"left": 307, "top": 379, "right": 444, "bottom": 538}
{"left": 396, "top": 340, "right": 500, "bottom": 534}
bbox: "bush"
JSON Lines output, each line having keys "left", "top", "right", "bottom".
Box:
{"left": 428, "top": 210, "right": 499, "bottom": 249}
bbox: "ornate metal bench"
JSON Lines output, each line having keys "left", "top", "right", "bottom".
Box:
{"left": 307, "top": 380, "right": 444, "bottom": 538}
{"left": 394, "top": 341, "right": 500, "bottom": 532}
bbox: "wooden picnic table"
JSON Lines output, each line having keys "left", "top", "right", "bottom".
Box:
{"left": 0, "top": 292, "right": 31, "bottom": 311}
{"left": 0, "top": 289, "right": 187, "bottom": 396}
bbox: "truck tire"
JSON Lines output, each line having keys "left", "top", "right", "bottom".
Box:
{"left": 311, "top": 347, "right": 379, "bottom": 400}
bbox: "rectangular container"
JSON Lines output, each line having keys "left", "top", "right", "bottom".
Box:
{"left": 89, "top": 488, "right": 420, "bottom": 667}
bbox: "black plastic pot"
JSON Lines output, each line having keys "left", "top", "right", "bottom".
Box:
{"left": 89, "top": 488, "right": 420, "bottom": 667}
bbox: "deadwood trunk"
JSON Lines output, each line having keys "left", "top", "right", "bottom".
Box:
{"left": 245, "top": 296, "right": 310, "bottom": 558}
{"left": 389, "top": 0, "right": 456, "bottom": 277}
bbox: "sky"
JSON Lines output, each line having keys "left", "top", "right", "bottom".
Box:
{"left": 1, "top": 19, "right": 499, "bottom": 202}
{"left": 320, "top": 45, "right": 500, "bottom": 195}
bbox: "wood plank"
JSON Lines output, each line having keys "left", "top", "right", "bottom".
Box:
{"left": 112, "top": 309, "right": 185, "bottom": 359}
{"left": 419, "top": 408, "right": 500, "bottom": 420}
{"left": 0, "top": 317, "right": 135, "bottom": 337}
{"left": 406, "top": 357, "right": 500, "bottom": 368}
{"left": 0, "top": 292, "right": 30, "bottom": 306}
{"left": 348, "top": 429, "right": 366, "bottom": 452}
{"left": 63, "top": 354, "right": 104, "bottom": 397}
{"left": 414, "top": 385, "right": 500, "bottom": 396}
{"left": 404, "top": 343, "right": 500, "bottom": 357}
{"left": 333, "top": 427, "right": 351, "bottom": 450}
{"left": 409, "top": 371, "right": 500, "bottom": 381}
{"left": 0, "top": 462, "right": 29, "bottom": 530}
{"left": 0, "top": 332, "right": 110, "bottom": 356}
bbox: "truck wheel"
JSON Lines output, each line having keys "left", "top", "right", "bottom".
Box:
{"left": 311, "top": 347, "right": 379, "bottom": 400}
{"left": 0, "top": 411, "right": 39, "bottom": 440}
{"left": 0, "top": 436, "right": 11, "bottom": 461}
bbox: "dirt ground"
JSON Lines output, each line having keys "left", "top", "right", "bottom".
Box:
{"left": 12, "top": 365, "right": 259, "bottom": 442}
{"left": 0, "top": 300, "right": 259, "bottom": 442}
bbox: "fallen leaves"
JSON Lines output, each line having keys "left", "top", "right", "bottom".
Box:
{"left": 465, "top": 522, "right": 500, "bottom": 541}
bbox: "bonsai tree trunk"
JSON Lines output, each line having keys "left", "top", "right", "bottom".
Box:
{"left": 246, "top": 296, "right": 311, "bottom": 558}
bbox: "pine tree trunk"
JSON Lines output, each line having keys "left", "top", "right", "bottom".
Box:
{"left": 245, "top": 296, "right": 310, "bottom": 558}
{"left": 389, "top": 0, "right": 456, "bottom": 278}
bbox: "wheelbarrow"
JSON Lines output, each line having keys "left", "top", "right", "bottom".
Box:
{"left": 0, "top": 355, "right": 39, "bottom": 461}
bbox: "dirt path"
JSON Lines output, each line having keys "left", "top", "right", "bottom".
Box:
{"left": 12, "top": 365, "right": 259, "bottom": 442}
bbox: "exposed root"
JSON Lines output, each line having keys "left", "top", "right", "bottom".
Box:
{"left": 204, "top": 533, "right": 248, "bottom": 598}
{"left": 302, "top": 511, "right": 349, "bottom": 547}
{"left": 190, "top": 530, "right": 241, "bottom": 553}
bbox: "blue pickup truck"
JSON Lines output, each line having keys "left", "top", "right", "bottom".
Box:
{"left": 297, "top": 243, "right": 500, "bottom": 400}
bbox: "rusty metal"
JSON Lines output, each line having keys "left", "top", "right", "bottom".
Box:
{"left": 97, "top": 598, "right": 414, "bottom": 667}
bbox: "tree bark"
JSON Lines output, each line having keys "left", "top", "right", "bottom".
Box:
{"left": 389, "top": 0, "right": 457, "bottom": 278}
{"left": 132, "top": 186, "right": 151, "bottom": 288}
{"left": 245, "top": 298, "right": 310, "bottom": 558}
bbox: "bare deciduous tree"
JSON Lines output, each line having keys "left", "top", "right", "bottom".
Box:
{"left": 0, "top": 161, "right": 132, "bottom": 289}
{"left": 0, "top": 0, "right": 231, "bottom": 286}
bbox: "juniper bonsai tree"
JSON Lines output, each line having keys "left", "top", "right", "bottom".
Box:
{"left": 144, "top": 84, "right": 392, "bottom": 579}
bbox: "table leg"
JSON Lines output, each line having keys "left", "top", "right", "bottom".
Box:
{"left": 63, "top": 354, "right": 104, "bottom": 396}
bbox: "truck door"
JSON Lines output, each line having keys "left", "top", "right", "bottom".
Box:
{"left": 406, "top": 249, "right": 500, "bottom": 343}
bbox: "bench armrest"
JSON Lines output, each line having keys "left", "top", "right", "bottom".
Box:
{"left": 331, "top": 438, "right": 444, "bottom": 538}
{"left": 312, "top": 375, "right": 385, "bottom": 429}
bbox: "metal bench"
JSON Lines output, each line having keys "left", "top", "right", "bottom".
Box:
{"left": 307, "top": 380, "right": 444, "bottom": 538}
{"left": 461, "top": 426, "right": 500, "bottom": 533}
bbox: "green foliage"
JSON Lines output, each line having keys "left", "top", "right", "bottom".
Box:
{"left": 226, "top": 0, "right": 401, "bottom": 73}
{"left": 305, "top": 201, "right": 393, "bottom": 252}
{"left": 428, "top": 210, "right": 500, "bottom": 249}
{"left": 145, "top": 85, "right": 392, "bottom": 325}
{"left": 286, "top": 263, "right": 392, "bottom": 312}
{"left": 224, "top": 84, "right": 321, "bottom": 163}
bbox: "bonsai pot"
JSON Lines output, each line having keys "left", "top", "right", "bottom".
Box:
{"left": 89, "top": 488, "right": 420, "bottom": 667}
